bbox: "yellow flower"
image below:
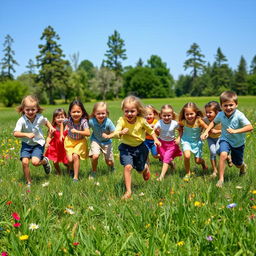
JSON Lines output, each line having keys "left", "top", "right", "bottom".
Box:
{"left": 251, "top": 190, "right": 256, "bottom": 194}
{"left": 158, "top": 201, "right": 164, "bottom": 207}
{"left": 19, "top": 235, "right": 29, "bottom": 240}
{"left": 145, "top": 224, "right": 150, "bottom": 228}
{"left": 177, "top": 241, "right": 185, "bottom": 246}
{"left": 194, "top": 201, "right": 205, "bottom": 207}
{"left": 251, "top": 205, "right": 256, "bottom": 210}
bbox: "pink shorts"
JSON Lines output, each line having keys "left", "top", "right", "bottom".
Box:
{"left": 157, "top": 139, "right": 182, "bottom": 163}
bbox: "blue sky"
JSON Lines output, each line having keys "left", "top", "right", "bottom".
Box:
{"left": 1, "top": 0, "right": 256, "bottom": 79}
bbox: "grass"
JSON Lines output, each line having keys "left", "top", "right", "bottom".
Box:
{"left": 0, "top": 96, "right": 256, "bottom": 255}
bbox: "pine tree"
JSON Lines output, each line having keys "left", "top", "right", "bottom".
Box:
{"left": 234, "top": 56, "right": 248, "bottom": 95}
{"left": 250, "top": 55, "right": 256, "bottom": 74}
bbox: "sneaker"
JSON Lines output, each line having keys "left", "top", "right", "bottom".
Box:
{"left": 216, "top": 180, "right": 224, "bottom": 188}
{"left": 227, "top": 156, "right": 233, "bottom": 167}
{"left": 69, "top": 170, "right": 74, "bottom": 178}
{"left": 88, "top": 171, "right": 96, "bottom": 180}
{"left": 43, "top": 157, "right": 51, "bottom": 174}
{"left": 239, "top": 163, "right": 247, "bottom": 176}
{"left": 143, "top": 165, "right": 150, "bottom": 181}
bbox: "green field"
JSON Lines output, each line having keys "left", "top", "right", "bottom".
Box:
{"left": 0, "top": 96, "right": 256, "bottom": 255}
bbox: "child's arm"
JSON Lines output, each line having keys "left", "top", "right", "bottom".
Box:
{"left": 45, "top": 120, "right": 56, "bottom": 133}
{"left": 44, "top": 132, "right": 52, "bottom": 152}
{"left": 175, "top": 126, "right": 183, "bottom": 144}
{"left": 227, "top": 124, "right": 253, "bottom": 134}
{"left": 13, "top": 131, "right": 35, "bottom": 139}
{"left": 102, "top": 128, "right": 128, "bottom": 139}
{"left": 198, "top": 118, "right": 208, "bottom": 130}
{"left": 71, "top": 128, "right": 90, "bottom": 137}
{"left": 201, "top": 121, "right": 215, "bottom": 140}
{"left": 151, "top": 133, "right": 161, "bottom": 146}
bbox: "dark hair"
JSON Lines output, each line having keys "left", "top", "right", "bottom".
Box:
{"left": 179, "top": 102, "right": 203, "bottom": 122}
{"left": 68, "top": 99, "right": 89, "bottom": 120}
{"left": 220, "top": 91, "right": 238, "bottom": 104}
{"left": 204, "top": 101, "right": 221, "bottom": 114}
{"left": 52, "top": 108, "right": 67, "bottom": 126}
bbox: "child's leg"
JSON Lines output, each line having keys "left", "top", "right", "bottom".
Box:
{"left": 53, "top": 162, "right": 61, "bottom": 175}
{"left": 91, "top": 155, "right": 99, "bottom": 172}
{"left": 21, "top": 157, "right": 31, "bottom": 184}
{"left": 195, "top": 158, "right": 208, "bottom": 170}
{"left": 158, "top": 163, "right": 169, "bottom": 181}
{"left": 123, "top": 164, "right": 133, "bottom": 197}
{"left": 72, "top": 154, "right": 80, "bottom": 180}
{"left": 210, "top": 159, "right": 218, "bottom": 175}
{"left": 219, "top": 152, "right": 228, "bottom": 183}
{"left": 183, "top": 150, "right": 191, "bottom": 174}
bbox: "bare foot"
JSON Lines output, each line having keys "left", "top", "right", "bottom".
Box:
{"left": 121, "top": 191, "right": 132, "bottom": 200}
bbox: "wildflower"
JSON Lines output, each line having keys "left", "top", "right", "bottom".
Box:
{"left": 42, "top": 182, "right": 49, "bottom": 187}
{"left": 139, "top": 192, "right": 145, "bottom": 196}
{"left": 145, "top": 224, "right": 150, "bottom": 228}
{"left": 65, "top": 208, "right": 75, "bottom": 215}
{"left": 29, "top": 223, "right": 39, "bottom": 230}
{"left": 235, "top": 186, "right": 243, "bottom": 189}
{"left": 6, "top": 201, "right": 12, "bottom": 205}
{"left": 13, "top": 223, "right": 21, "bottom": 227}
{"left": 73, "top": 242, "right": 79, "bottom": 246}
{"left": 58, "top": 192, "right": 63, "bottom": 196}
{"left": 19, "top": 235, "right": 29, "bottom": 240}
{"left": 26, "top": 190, "right": 31, "bottom": 193}
{"left": 249, "top": 214, "right": 255, "bottom": 220}
{"left": 251, "top": 190, "right": 256, "bottom": 194}
{"left": 1, "top": 252, "right": 8, "bottom": 256}
{"left": 158, "top": 201, "right": 164, "bottom": 207}
{"left": 227, "top": 203, "right": 237, "bottom": 209}
{"left": 12, "top": 212, "right": 20, "bottom": 221}
{"left": 251, "top": 205, "right": 256, "bottom": 210}
{"left": 176, "top": 241, "right": 185, "bottom": 246}
{"left": 206, "top": 235, "right": 214, "bottom": 241}
{"left": 94, "top": 182, "right": 100, "bottom": 186}
{"left": 88, "top": 206, "right": 94, "bottom": 211}
{"left": 194, "top": 201, "right": 205, "bottom": 207}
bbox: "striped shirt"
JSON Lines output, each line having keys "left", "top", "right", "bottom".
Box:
{"left": 63, "top": 118, "right": 89, "bottom": 140}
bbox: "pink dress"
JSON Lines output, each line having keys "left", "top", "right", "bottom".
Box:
{"left": 45, "top": 128, "right": 68, "bottom": 164}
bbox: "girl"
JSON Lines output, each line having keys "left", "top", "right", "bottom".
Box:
{"left": 144, "top": 105, "right": 160, "bottom": 159}
{"left": 61, "top": 99, "right": 90, "bottom": 181}
{"left": 103, "top": 96, "right": 161, "bottom": 199}
{"left": 154, "top": 105, "right": 182, "bottom": 181}
{"left": 45, "top": 108, "right": 68, "bottom": 175}
{"left": 203, "top": 101, "right": 232, "bottom": 177}
{"left": 13, "top": 95, "right": 55, "bottom": 186}
{"left": 179, "top": 102, "right": 208, "bottom": 180}
{"left": 88, "top": 102, "right": 115, "bottom": 179}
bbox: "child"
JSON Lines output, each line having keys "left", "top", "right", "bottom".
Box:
{"left": 88, "top": 102, "right": 115, "bottom": 179}
{"left": 103, "top": 96, "right": 161, "bottom": 199}
{"left": 154, "top": 104, "right": 182, "bottom": 181}
{"left": 179, "top": 102, "right": 208, "bottom": 180}
{"left": 203, "top": 101, "right": 233, "bottom": 177}
{"left": 201, "top": 91, "right": 253, "bottom": 187}
{"left": 45, "top": 108, "right": 68, "bottom": 175}
{"left": 61, "top": 99, "right": 90, "bottom": 181}
{"left": 144, "top": 105, "right": 160, "bottom": 159}
{"left": 13, "top": 95, "right": 55, "bottom": 186}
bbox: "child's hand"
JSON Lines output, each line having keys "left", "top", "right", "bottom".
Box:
{"left": 154, "top": 138, "right": 161, "bottom": 147}
{"left": 175, "top": 137, "right": 180, "bottom": 145}
{"left": 227, "top": 128, "right": 236, "bottom": 134}
{"left": 120, "top": 128, "right": 129, "bottom": 135}
{"left": 102, "top": 133, "right": 109, "bottom": 139}
{"left": 27, "top": 133, "right": 35, "bottom": 139}
{"left": 71, "top": 128, "right": 78, "bottom": 134}
{"left": 154, "top": 128, "right": 160, "bottom": 136}
{"left": 59, "top": 134, "right": 65, "bottom": 142}
{"left": 201, "top": 132, "right": 208, "bottom": 140}
{"left": 210, "top": 128, "right": 220, "bottom": 135}
{"left": 49, "top": 126, "right": 56, "bottom": 134}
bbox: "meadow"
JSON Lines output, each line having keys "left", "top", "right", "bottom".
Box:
{"left": 0, "top": 96, "right": 256, "bottom": 255}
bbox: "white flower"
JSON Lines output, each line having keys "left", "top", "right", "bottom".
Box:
{"left": 58, "top": 192, "right": 63, "bottom": 196}
{"left": 236, "top": 186, "right": 243, "bottom": 189}
{"left": 94, "top": 182, "right": 100, "bottom": 186}
{"left": 139, "top": 192, "right": 145, "bottom": 196}
{"left": 88, "top": 206, "right": 94, "bottom": 211}
{"left": 10, "top": 147, "right": 15, "bottom": 150}
{"left": 65, "top": 208, "right": 75, "bottom": 215}
{"left": 29, "top": 223, "right": 39, "bottom": 230}
{"left": 42, "top": 182, "right": 49, "bottom": 187}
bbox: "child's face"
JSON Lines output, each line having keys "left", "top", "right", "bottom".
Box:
{"left": 95, "top": 107, "right": 107, "bottom": 124}
{"left": 55, "top": 113, "right": 66, "bottom": 126}
{"left": 161, "top": 109, "right": 173, "bottom": 124}
{"left": 124, "top": 103, "right": 138, "bottom": 123}
{"left": 145, "top": 109, "right": 154, "bottom": 122}
{"left": 23, "top": 100, "right": 38, "bottom": 121}
{"left": 184, "top": 107, "right": 196, "bottom": 123}
{"left": 221, "top": 100, "right": 237, "bottom": 117}
{"left": 205, "top": 107, "right": 216, "bottom": 121}
{"left": 70, "top": 105, "right": 83, "bottom": 123}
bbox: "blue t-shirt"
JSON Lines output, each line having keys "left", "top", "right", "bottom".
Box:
{"left": 214, "top": 109, "right": 251, "bottom": 147}
{"left": 89, "top": 117, "right": 115, "bottom": 145}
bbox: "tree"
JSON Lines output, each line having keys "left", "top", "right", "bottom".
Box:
{"left": 184, "top": 43, "right": 205, "bottom": 78}
{"left": 1, "top": 34, "right": 18, "bottom": 79}
{"left": 215, "top": 47, "right": 227, "bottom": 67}
{"left": 36, "top": 26, "right": 70, "bottom": 104}
{"left": 233, "top": 56, "right": 248, "bottom": 95}
{"left": 103, "top": 30, "right": 127, "bottom": 76}
{"left": 69, "top": 52, "right": 80, "bottom": 71}
{"left": 26, "top": 59, "right": 36, "bottom": 74}
{"left": 78, "top": 59, "right": 95, "bottom": 79}
{"left": 136, "top": 58, "right": 144, "bottom": 67}
{"left": 250, "top": 55, "right": 256, "bottom": 74}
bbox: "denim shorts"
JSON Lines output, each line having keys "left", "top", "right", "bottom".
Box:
{"left": 20, "top": 142, "right": 44, "bottom": 160}
{"left": 219, "top": 140, "right": 244, "bottom": 166}
{"left": 144, "top": 139, "right": 158, "bottom": 156}
{"left": 118, "top": 142, "right": 149, "bottom": 172}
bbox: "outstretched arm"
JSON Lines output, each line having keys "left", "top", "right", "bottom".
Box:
{"left": 227, "top": 124, "right": 253, "bottom": 134}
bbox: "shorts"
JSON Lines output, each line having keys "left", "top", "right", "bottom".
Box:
{"left": 219, "top": 140, "right": 244, "bottom": 166}
{"left": 20, "top": 142, "right": 44, "bottom": 160}
{"left": 64, "top": 136, "right": 88, "bottom": 160}
{"left": 207, "top": 137, "right": 220, "bottom": 160}
{"left": 89, "top": 140, "right": 114, "bottom": 161}
{"left": 118, "top": 142, "right": 149, "bottom": 172}
{"left": 157, "top": 139, "right": 182, "bottom": 163}
{"left": 144, "top": 139, "right": 158, "bottom": 156}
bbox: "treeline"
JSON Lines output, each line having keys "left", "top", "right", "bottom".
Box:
{"left": 0, "top": 26, "right": 256, "bottom": 106}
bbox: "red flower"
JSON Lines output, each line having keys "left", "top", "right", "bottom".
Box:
{"left": 1, "top": 252, "right": 8, "bottom": 256}
{"left": 12, "top": 212, "right": 20, "bottom": 221}
{"left": 73, "top": 242, "right": 80, "bottom": 246}
{"left": 6, "top": 201, "right": 12, "bottom": 205}
{"left": 13, "top": 223, "right": 21, "bottom": 227}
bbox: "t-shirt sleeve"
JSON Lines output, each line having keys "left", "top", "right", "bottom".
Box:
{"left": 88, "top": 119, "right": 93, "bottom": 128}
{"left": 82, "top": 119, "right": 89, "bottom": 129}
{"left": 38, "top": 115, "right": 48, "bottom": 126}
{"left": 213, "top": 112, "right": 222, "bottom": 124}
{"left": 108, "top": 119, "right": 116, "bottom": 132}
{"left": 154, "top": 120, "right": 160, "bottom": 130}
{"left": 239, "top": 113, "right": 251, "bottom": 127}
{"left": 13, "top": 117, "right": 24, "bottom": 132}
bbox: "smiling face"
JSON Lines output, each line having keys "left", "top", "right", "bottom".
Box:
{"left": 55, "top": 113, "right": 66, "bottom": 126}
{"left": 124, "top": 103, "right": 138, "bottom": 123}
{"left": 161, "top": 108, "right": 173, "bottom": 124}
{"left": 205, "top": 107, "right": 217, "bottom": 121}
{"left": 145, "top": 108, "right": 154, "bottom": 123}
{"left": 23, "top": 100, "right": 38, "bottom": 121}
{"left": 184, "top": 107, "right": 197, "bottom": 124}
{"left": 95, "top": 107, "right": 107, "bottom": 124}
{"left": 70, "top": 105, "right": 83, "bottom": 123}
{"left": 221, "top": 100, "right": 237, "bottom": 117}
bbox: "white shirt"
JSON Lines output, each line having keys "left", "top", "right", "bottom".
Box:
{"left": 154, "top": 119, "right": 179, "bottom": 141}
{"left": 14, "top": 114, "right": 48, "bottom": 146}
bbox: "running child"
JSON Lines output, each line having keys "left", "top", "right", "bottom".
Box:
{"left": 45, "top": 108, "right": 68, "bottom": 175}
{"left": 61, "top": 99, "right": 90, "bottom": 181}
{"left": 88, "top": 102, "right": 115, "bottom": 179}
{"left": 13, "top": 95, "right": 55, "bottom": 186}
{"left": 179, "top": 102, "right": 208, "bottom": 180}
{"left": 201, "top": 91, "right": 253, "bottom": 187}
{"left": 103, "top": 96, "right": 161, "bottom": 199}
{"left": 154, "top": 104, "right": 182, "bottom": 181}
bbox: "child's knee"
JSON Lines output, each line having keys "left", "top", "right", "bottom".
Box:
{"left": 195, "top": 158, "right": 202, "bottom": 164}
{"left": 72, "top": 154, "right": 80, "bottom": 161}
{"left": 105, "top": 159, "right": 113, "bottom": 166}
{"left": 92, "top": 155, "right": 99, "bottom": 161}
{"left": 220, "top": 152, "right": 228, "bottom": 160}
{"left": 22, "top": 158, "right": 30, "bottom": 166}
{"left": 184, "top": 151, "right": 190, "bottom": 159}
{"left": 31, "top": 158, "right": 40, "bottom": 166}
{"left": 124, "top": 165, "right": 133, "bottom": 172}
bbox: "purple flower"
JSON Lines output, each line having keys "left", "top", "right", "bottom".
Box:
{"left": 206, "top": 235, "right": 213, "bottom": 241}
{"left": 227, "top": 203, "right": 237, "bottom": 208}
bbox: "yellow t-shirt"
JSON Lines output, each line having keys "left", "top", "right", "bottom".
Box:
{"left": 114, "top": 116, "right": 154, "bottom": 147}
{"left": 203, "top": 117, "right": 221, "bottom": 139}
{"left": 146, "top": 118, "right": 158, "bottom": 140}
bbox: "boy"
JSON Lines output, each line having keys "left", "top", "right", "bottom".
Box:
{"left": 201, "top": 91, "right": 253, "bottom": 187}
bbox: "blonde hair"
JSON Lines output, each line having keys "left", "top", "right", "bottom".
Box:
{"left": 179, "top": 102, "right": 203, "bottom": 122}
{"left": 121, "top": 95, "right": 147, "bottom": 117}
{"left": 145, "top": 105, "right": 159, "bottom": 119}
{"left": 17, "top": 95, "right": 43, "bottom": 114}
{"left": 220, "top": 91, "right": 238, "bottom": 104}
{"left": 90, "top": 102, "right": 109, "bottom": 118}
{"left": 160, "top": 104, "right": 177, "bottom": 120}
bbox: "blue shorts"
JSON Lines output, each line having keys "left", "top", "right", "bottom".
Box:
{"left": 20, "top": 142, "right": 44, "bottom": 160}
{"left": 219, "top": 140, "right": 244, "bottom": 166}
{"left": 207, "top": 137, "right": 220, "bottom": 160}
{"left": 144, "top": 139, "right": 158, "bottom": 156}
{"left": 118, "top": 142, "right": 149, "bottom": 172}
